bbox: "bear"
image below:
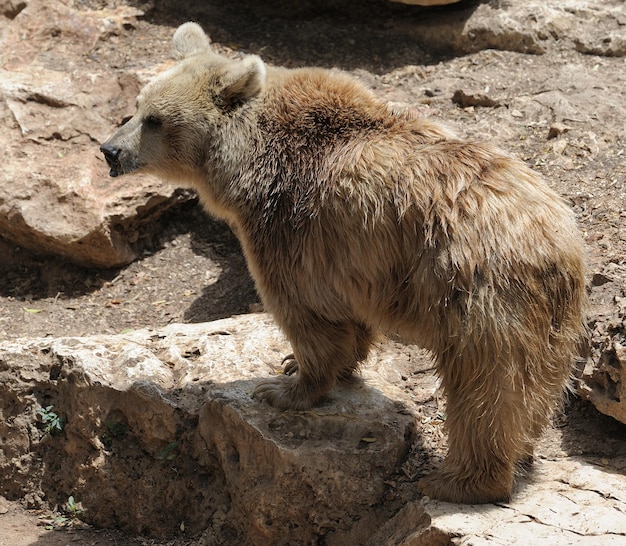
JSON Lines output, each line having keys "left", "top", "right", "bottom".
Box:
{"left": 100, "top": 22, "right": 587, "bottom": 504}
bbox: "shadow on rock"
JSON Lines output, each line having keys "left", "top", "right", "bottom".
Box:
{"left": 559, "top": 395, "right": 626, "bottom": 479}
{"left": 0, "top": 199, "right": 258, "bottom": 320}
{"left": 0, "top": 197, "right": 199, "bottom": 301}
{"left": 138, "top": 0, "right": 481, "bottom": 72}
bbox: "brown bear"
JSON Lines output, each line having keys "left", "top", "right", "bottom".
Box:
{"left": 101, "top": 22, "right": 587, "bottom": 504}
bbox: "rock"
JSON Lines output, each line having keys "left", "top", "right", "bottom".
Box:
{"left": 0, "top": 0, "right": 192, "bottom": 267}
{"left": 575, "top": 32, "right": 626, "bottom": 57}
{"left": 412, "top": 2, "right": 548, "bottom": 56}
{"left": 413, "top": 460, "right": 626, "bottom": 545}
{"left": 580, "top": 279, "right": 626, "bottom": 425}
{"left": 581, "top": 333, "right": 626, "bottom": 425}
{"left": 547, "top": 122, "right": 571, "bottom": 140}
{"left": 1, "top": 314, "right": 625, "bottom": 544}
{"left": 591, "top": 272, "right": 613, "bottom": 287}
{"left": 451, "top": 89, "right": 499, "bottom": 108}
{"left": 0, "top": 0, "right": 26, "bottom": 19}
{"left": 0, "top": 314, "right": 419, "bottom": 543}
{"left": 413, "top": 1, "right": 626, "bottom": 57}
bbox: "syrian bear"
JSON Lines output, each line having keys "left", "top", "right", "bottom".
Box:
{"left": 101, "top": 22, "right": 587, "bottom": 504}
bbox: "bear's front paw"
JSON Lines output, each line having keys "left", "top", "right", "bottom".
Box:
{"left": 252, "top": 375, "right": 314, "bottom": 410}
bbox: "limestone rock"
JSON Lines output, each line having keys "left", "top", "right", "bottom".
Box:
{"left": 451, "top": 89, "right": 499, "bottom": 108}
{"left": 1, "top": 314, "right": 625, "bottom": 543}
{"left": 414, "top": 1, "right": 626, "bottom": 57}
{"left": 575, "top": 31, "right": 626, "bottom": 57}
{"left": 411, "top": 460, "right": 626, "bottom": 546}
{"left": 582, "top": 338, "right": 626, "bottom": 425}
{"left": 580, "top": 286, "right": 626, "bottom": 425}
{"left": 0, "top": 314, "right": 418, "bottom": 543}
{"left": 0, "top": 0, "right": 191, "bottom": 267}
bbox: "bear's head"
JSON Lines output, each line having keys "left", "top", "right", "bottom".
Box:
{"left": 100, "top": 22, "right": 266, "bottom": 183}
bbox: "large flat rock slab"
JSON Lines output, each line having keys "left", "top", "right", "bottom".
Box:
{"left": 414, "top": 460, "right": 626, "bottom": 546}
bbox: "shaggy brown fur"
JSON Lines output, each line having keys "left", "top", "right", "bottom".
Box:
{"left": 101, "top": 23, "right": 587, "bottom": 504}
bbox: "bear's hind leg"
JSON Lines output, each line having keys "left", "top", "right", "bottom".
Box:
{"left": 419, "top": 383, "right": 517, "bottom": 503}
{"left": 419, "top": 348, "right": 540, "bottom": 503}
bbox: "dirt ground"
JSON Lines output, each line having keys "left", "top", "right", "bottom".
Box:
{"left": 1, "top": 0, "right": 626, "bottom": 544}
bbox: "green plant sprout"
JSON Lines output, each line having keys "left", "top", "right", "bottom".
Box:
{"left": 37, "top": 405, "right": 63, "bottom": 435}
{"left": 64, "top": 495, "right": 84, "bottom": 519}
{"left": 157, "top": 441, "right": 179, "bottom": 461}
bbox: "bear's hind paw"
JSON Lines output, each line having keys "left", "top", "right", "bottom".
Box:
{"left": 419, "top": 470, "right": 512, "bottom": 505}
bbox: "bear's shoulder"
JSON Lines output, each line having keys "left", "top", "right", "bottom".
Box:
{"left": 260, "top": 67, "right": 393, "bottom": 137}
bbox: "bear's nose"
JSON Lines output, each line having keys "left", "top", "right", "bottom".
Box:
{"left": 100, "top": 142, "right": 120, "bottom": 162}
{"left": 100, "top": 142, "right": 122, "bottom": 177}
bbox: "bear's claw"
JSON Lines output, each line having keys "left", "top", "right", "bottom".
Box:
{"left": 253, "top": 375, "right": 313, "bottom": 410}
{"left": 281, "top": 354, "right": 298, "bottom": 375}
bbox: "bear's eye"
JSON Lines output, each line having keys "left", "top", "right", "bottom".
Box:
{"left": 144, "top": 115, "right": 162, "bottom": 127}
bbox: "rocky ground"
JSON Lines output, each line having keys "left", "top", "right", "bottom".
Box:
{"left": 1, "top": 0, "right": 626, "bottom": 544}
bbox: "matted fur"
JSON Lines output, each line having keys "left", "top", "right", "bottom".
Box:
{"left": 101, "top": 22, "right": 587, "bottom": 504}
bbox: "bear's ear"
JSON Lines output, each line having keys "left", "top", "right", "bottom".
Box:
{"left": 220, "top": 55, "right": 266, "bottom": 106}
{"left": 172, "top": 22, "right": 211, "bottom": 60}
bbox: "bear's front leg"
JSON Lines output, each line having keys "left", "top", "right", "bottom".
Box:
{"left": 253, "top": 317, "right": 371, "bottom": 410}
